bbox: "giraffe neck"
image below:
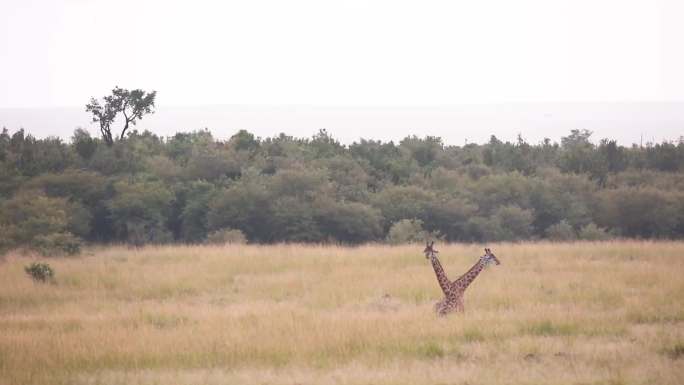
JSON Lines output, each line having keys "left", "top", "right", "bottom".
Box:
{"left": 430, "top": 254, "right": 451, "bottom": 295}
{"left": 454, "top": 259, "right": 486, "bottom": 290}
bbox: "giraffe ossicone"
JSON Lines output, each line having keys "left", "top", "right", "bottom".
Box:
{"left": 424, "top": 242, "right": 501, "bottom": 316}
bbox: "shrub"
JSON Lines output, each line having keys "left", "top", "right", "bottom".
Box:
{"left": 206, "top": 228, "right": 247, "bottom": 245}
{"left": 107, "top": 180, "right": 174, "bottom": 245}
{"left": 0, "top": 193, "right": 69, "bottom": 246}
{"left": 315, "top": 200, "right": 383, "bottom": 244}
{"left": 207, "top": 178, "right": 273, "bottom": 242}
{"left": 372, "top": 186, "right": 436, "bottom": 226}
{"left": 468, "top": 205, "right": 535, "bottom": 242}
{"left": 271, "top": 197, "right": 323, "bottom": 242}
{"left": 386, "top": 219, "right": 429, "bottom": 244}
{"left": 546, "top": 220, "right": 576, "bottom": 241}
{"left": 662, "top": 342, "right": 684, "bottom": 360}
{"left": 494, "top": 205, "right": 534, "bottom": 240}
{"left": 32, "top": 232, "right": 82, "bottom": 256}
{"left": 24, "top": 262, "right": 54, "bottom": 283}
{"left": 594, "top": 187, "right": 679, "bottom": 238}
{"left": 578, "top": 223, "right": 611, "bottom": 241}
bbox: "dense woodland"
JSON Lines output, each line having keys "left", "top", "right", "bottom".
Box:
{"left": 1, "top": 126, "right": 684, "bottom": 254}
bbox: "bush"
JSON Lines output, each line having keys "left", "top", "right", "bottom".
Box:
{"left": 546, "top": 220, "right": 576, "bottom": 241}
{"left": 107, "top": 180, "right": 174, "bottom": 245}
{"left": 206, "top": 229, "right": 247, "bottom": 245}
{"left": 386, "top": 219, "right": 429, "bottom": 244}
{"left": 24, "top": 262, "right": 54, "bottom": 283}
{"left": 207, "top": 178, "right": 273, "bottom": 242}
{"left": 32, "top": 232, "right": 82, "bottom": 256}
{"left": 578, "top": 223, "right": 611, "bottom": 241}
{"left": 493, "top": 205, "right": 534, "bottom": 241}
{"left": 594, "top": 187, "right": 679, "bottom": 238}
{"left": 469, "top": 205, "right": 535, "bottom": 242}
{"left": 0, "top": 193, "right": 69, "bottom": 246}
{"left": 662, "top": 342, "right": 684, "bottom": 360}
{"left": 271, "top": 197, "right": 322, "bottom": 242}
{"left": 315, "top": 200, "right": 383, "bottom": 244}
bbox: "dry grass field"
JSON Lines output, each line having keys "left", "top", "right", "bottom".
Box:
{"left": 1, "top": 242, "right": 683, "bottom": 385}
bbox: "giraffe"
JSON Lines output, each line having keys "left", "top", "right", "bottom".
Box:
{"left": 423, "top": 241, "right": 500, "bottom": 316}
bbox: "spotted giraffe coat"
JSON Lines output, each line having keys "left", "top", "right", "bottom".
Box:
{"left": 427, "top": 247, "right": 499, "bottom": 316}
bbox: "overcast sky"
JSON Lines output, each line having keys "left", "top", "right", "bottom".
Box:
{"left": 1, "top": 0, "right": 682, "bottom": 144}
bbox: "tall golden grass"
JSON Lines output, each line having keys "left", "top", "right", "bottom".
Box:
{"left": 1, "top": 241, "right": 683, "bottom": 385}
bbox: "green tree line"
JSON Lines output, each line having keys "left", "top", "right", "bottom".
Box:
{"left": 1, "top": 126, "right": 683, "bottom": 254}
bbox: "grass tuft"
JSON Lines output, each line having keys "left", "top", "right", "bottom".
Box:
{"left": 418, "top": 341, "right": 445, "bottom": 359}
{"left": 662, "top": 343, "right": 684, "bottom": 360}
{"left": 522, "top": 320, "right": 578, "bottom": 336}
{"left": 462, "top": 327, "right": 486, "bottom": 342}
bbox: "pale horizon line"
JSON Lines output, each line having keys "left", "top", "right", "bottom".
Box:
{"left": 3, "top": 100, "right": 684, "bottom": 110}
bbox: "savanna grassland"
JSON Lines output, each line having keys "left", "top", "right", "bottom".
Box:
{"left": 1, "top": 242, "right": 683, "bottom": 385}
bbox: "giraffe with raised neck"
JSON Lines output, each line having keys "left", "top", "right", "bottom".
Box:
{"left": 423, "top": 241, "right": 500, "bottom": 316}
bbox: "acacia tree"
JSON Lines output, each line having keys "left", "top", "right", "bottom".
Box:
{"left": 85, "top": 87, "right": 156, "bottom": 146}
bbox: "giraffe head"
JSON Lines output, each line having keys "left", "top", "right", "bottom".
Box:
{"left": 480, "top": 248, "right": 501, "bottom": 266}
{"left": 424, "top": 241, "right": 438, "bottom": 259}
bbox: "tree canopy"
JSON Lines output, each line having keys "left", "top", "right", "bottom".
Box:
{"left": 85, "top": 87, "right": 156, "bottom": 146}
{"left": 1, "top": 125, "right": 683, "bottom": 254}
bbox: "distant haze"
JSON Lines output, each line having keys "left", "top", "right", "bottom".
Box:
{"left": 1, "top": 102, "right": 682, "bottom": 146}
{"left": 1, "top": 1, "right": 683, "bottom": 145}
{"left": 1, "top": 1, "right": 683, "bottom": 108}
